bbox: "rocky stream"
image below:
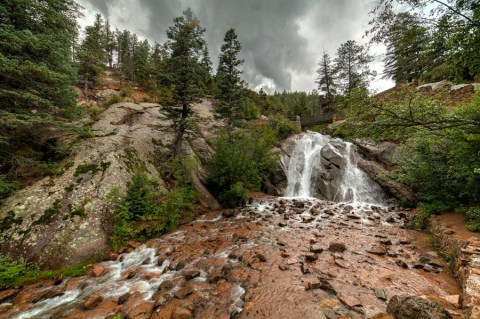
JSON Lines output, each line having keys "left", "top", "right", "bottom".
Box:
{"left": 0, "top": 131, "right": 463, "bottom": 318}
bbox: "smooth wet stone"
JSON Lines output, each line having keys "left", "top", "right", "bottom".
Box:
{"left": 328, "top": 242, "right": 346, "bottom": 253}
{"left": 83, "top": 294, "right": 104, "bottom": 310}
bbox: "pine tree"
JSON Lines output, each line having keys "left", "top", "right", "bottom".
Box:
{"left": 165, "top": 8, "right": 209, "bottom": 154}
{"left": 383, "top": 13, "right": 430, "bottom": 83}
{"left": 0, "top": 0, "right": 79, "bottom": 113}
{"left": 77, "top": 14, "right": 107, "bottom": 86}
{"left": 334, "top": 40, "right": 375, "bottom": 94}
{"left": 315, "top": 51, "right": 337, "bottom": 102}
{"left": 0, "top": 0, "right": 80, "bottom": 174}
{"left": 215, "top": 28, "right": 245, "bottom": 127}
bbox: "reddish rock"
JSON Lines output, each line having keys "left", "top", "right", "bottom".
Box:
{"left": 171, "top": 306, "right": 193, "bottom": 319}
{"left": 91, "top": 264, "right": 106, "bottom": 277}
{"left": 0, "top": 289, "right": 17, "bottom": 303}
{"left": 126, "top": 302, "right": 153, "bottom": 319}
{"left": 83, "top": 294, "right": 104, "bottom": 310}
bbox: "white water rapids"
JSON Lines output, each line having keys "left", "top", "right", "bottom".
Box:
{"left": 284, "top": 131, "right": 387, "bottom": 205}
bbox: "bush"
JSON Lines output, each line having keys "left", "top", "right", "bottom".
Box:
{"left": 0, "top": 256, "right": 39, "bottom": 289}
{"left": 218, "top": 182, "right": 248, "bottom": 208}
{"left": 102, "top": 94, "right": 123, "bottom": 108}
{"left": 0, "top": 175, "right": 16, "bottom": 199}
{"left": 414, "top": 201, "right": 451, "bottom": 229}
{"left": 242, "top": 99, "right": 260, "bottom": 120}
{"left": 109, "top": 169, "right": 198, "bottom": 248}
{"left": 208, "top": 129, "right": 277, "bottom": 207}
{"left": 269, "top": 115, "right": 300, "bottom": 140}
{"left": 466, "top": 207, "right": 480, "bottom": 232}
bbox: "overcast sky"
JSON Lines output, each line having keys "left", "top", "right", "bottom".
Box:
{"left": 76, "top": 0, "right": 394, "bottom": 93}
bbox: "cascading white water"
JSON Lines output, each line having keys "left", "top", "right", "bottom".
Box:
{"left": 284, "top": 131, "right": 386, "bottom": 205}
{"left": 284, "top": 133, "right": 330, "bottom": 197}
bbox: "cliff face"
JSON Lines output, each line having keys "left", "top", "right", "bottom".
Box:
{"left": 0, "top": 101, "right": 221, "bottom": 268}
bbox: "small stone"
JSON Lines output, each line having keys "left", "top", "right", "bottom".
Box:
{"left": 367, "top": 246, "right": 387, "bottom": 256}
{"left": 334, "top": 258, "right": 349, "bottom": 269}
{"left": 328, "top": 242, "right": 346, "bottom": 253}
{"left": 183, "top": 269, "right": 200, "bottom": 280}
{"left": 278, "top": 264, "right": 289, "bottom": 271}
{"left": 278, "top": 221, "right": 287, "bottom": 227}
{"left": 380, "top": 239, "right": 393, "bottom": 245}
{"left": 373, "top": 288, "right": 387, "bottom": 301}
{"left": 304, "top": 253, "right": 318, "bottom": 262}
{"left": 395, "top": 260, "right": 409, "bottom": 269}
{"left": 0, "top": 289, "right": 17, "bottom": 303}
{"left": 91, "top": 264, "right": 106, "bottom": 277}
{"left": 387, "top": 250, "right": 398, "bottom": 257}
{"left": 346, "top": 213, "right": 361, "bottom": 220}
{"left": 310, "top": 245, "right": 324, "bottom": 254}
{"left": 399, "top": 238, "right": 412, "bottom": 245}
{"left": 118, "top": 293, "right": 131, "bottom": 305}
{"left": 83, "top": 294, "right": 104, "bottom": 309}
{"left": 413, "top": 264, "right": 424, "bottom": 269}
{"left": 256, "top": 253, "right": 267, "bottom": 262}
{"left": 443, "top": 295, "right": 460, "bottom": 308}
{"left": 222, "top": 210, "right": 235, "bottom": 218}
{"left": 306, "top": 278, "right": 336, "bottom": 295}
{"left": 174, "top": 286, "right": 193, "bottom": 299}
{"left": 171, "top": 307, "right": 192, "bottom": 319}
{"left": 300, "top": 264, "right": 310, "bottom": 274}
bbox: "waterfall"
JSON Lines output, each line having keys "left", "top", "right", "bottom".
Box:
{"left": 284, "top": 131, "right": 386, "bottom": 205}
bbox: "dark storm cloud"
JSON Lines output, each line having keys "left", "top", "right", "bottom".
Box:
{"left": 77, "top": 0, "right": 386, "bottom": 92}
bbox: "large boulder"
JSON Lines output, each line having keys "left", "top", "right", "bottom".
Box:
{"left": 0, "top": 101, "right": 221, "bottom": 268}
{"left": 357, "top": 159, "right": 416, "bottom": 206}
{"left": 386, "top": 295, "right": 452, "bottom": 319}
{"left": 416, "top": 80, "right": 452, "bottom": 92}
{"left": 356, "top": 139, "right": 397, "bottom": 169}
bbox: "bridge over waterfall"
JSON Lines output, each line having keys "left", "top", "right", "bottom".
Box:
{"left": 289, "top": 112, "right": 335, "bottom": 129}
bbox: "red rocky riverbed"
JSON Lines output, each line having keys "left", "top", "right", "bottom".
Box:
{"left": 0, "top": 198, "right": 462, "bottom": 319}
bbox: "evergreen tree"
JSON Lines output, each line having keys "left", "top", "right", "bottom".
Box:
{"left": 77, "top": 14, "right": 107, "bottom": 86}
{"left": 215, "top": 28, "right": 245, "bottom": 127}
{"left": 0, "top": 0, "right": 79, "bottom": 174}
{"left": 0, "top": 0, "right": 79, "bottom": 113}
{"left": 315, "top": 51, "right": 337, "bottom": 105}
{"left": 334, "top": 40, "right": 375, "bottom": 94}
{"left": 382, "top": 13, "right": 430, "bottom": 83}
{"left": 105, "top": 20, "right": 116, "bottom": 68}
{"left": 165, "top": 8, "right": 209, "bottom": 154}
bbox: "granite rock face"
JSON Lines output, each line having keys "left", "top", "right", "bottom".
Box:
{"left": 0, "top": 101, "right": 221, "bottom": 268}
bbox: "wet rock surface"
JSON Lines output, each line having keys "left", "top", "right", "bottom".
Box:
{"left": 0, "top": 198, "right": 461, "bottom": 319}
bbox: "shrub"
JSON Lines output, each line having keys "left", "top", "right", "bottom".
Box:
{"left": 269, "top": 115, "right": 300, "bottom": 140}
{"left": 466, "top": 207, "right": 480, "bottom": 232}
{"left": 218, "top": 182, "right": 248, "bottom": 208}
{"left": 0, "top": 256, "right": 39, "bottom": 289}
{"left": 102, "top": 94, "right": 123, "bottom": 108}
{"left": 109, "top": 169, "right": 197, "bottom": 248}
{"left": 208, "top": 129, "right": 276, "bottom": 207}
{"left": 414, "top": 201, "right": 451, "bottom": 229}
{"left": 0, "top": 175, "right": 16, "bottom": 199}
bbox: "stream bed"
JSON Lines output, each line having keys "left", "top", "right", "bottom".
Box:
{"left": 0, "top": 197, "right": 462, "bottom": 319}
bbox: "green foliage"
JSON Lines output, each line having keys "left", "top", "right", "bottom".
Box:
{"left": 33, "top": 199, "right": 62, "bottom": 226}
{"left": 208, "top": 129, "right": 277, "bottom": 207}
{"left": 109, "top": 169, "right": 197, "bottom": 249}
{"left": 0, "top": 175, "right": 16, "bottom": 199}
{"left": 0, "top": 211, "right": 22, "bottom": 231}
{"left": 334, "top": 40, "right": 375, "bottom": 94}
{"left": 74, "top": 162, "right": 110, "bottom": 177}
{"left": 0, "top": 255, "right": 93, "bottom": 289}
{"left": 268, "top": 115, "right": 301, "bottom": 140}
{"left": 0, "top": 256, "right": 39, "bottom": 289}
{"left": 215, "top": 28, "right": 245, "bottom": 127}
{"left": 164, "top": 8, "right": 210, "bottom": 153}
{"left": 101, "top": 94, "right": 123, "bottom": 108}
{"left": 242, "top": 99, "right": 260, "bottom": 120}
{"left": 218, "top": 182, "right": 248, "bottom": 209}
{"left": 466, "top": 207, "right": 480, "bottom": 232}
{"left": 369, "top": 0, "right": 480, "bottom": 83}
{"left": 414, "top": 202, "right": 451, "bottom": 229}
